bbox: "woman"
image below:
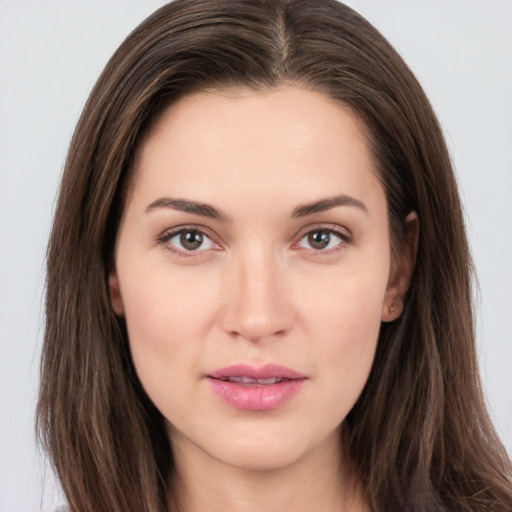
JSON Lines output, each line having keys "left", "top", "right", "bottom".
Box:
{"left": 37, "top": 0, "right": 512, "bottom": 511}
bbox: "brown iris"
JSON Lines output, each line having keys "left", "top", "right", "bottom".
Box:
{"left": 180, "top": 231, "right": 203, "bottom": 250}
{"left": 307, "top": 231, "right": 331, "bottom": 250}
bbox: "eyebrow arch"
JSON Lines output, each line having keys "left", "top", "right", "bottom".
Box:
{"left": 292, "top": 194, "right": 368, "bottom": 218}
{"left": 145, "top": 197, "right": 233, "bottom": 223}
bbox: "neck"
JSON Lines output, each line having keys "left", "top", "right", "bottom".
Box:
{"left": 167, "top": 429, "right": 369, "bottom": 512}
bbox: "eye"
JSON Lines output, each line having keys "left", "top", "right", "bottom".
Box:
{"left": 160, "top": 228, "right": 217, "bottom": 254}
{"left": 296, "top": 228, "right": 350, "bottom": 252}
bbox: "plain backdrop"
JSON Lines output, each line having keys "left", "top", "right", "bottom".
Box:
{"left": 0, "top": 1, "right": 511, "bottom": 510}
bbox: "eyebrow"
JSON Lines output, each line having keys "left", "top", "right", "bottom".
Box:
{"left": 292, "top": 194, "right": 367, "bottom": 217}
{"left": 145, "top": 193, "right": 367, "bottom": 222}
{"left": 145, "top": 197, "right": 233, "bottom": 223}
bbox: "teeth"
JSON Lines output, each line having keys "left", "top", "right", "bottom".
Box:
{"left": 255, "top": 377, "right": 282, "bottom": 385}
{"left": 220, "top": 376, "right": 284, "bottom": 385}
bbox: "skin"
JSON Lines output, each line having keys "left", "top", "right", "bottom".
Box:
{"left": 110, "top": 86, "right": 415, "bottom": 511}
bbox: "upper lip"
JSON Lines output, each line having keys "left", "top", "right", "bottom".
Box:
{"left": 207, "top": 363, "right": 306, "bottom": 380}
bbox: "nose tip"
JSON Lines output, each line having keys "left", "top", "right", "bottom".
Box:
{"left": 221, "top": 254, "right": 293, "bottom": 343}
{"left": 226, "top": 311, "right": 287, "bottom": 342}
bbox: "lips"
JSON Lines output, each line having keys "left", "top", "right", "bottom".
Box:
{"left": 206, "top": 364, "right": 306, "bottom": 411}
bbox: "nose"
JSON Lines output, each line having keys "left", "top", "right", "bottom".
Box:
{"left": 221, "top": 246, "right": 294, "bottom": 343}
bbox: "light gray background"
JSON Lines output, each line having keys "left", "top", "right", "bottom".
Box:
{"left": 0, "top": 1, "right": 510, "bottom": 510}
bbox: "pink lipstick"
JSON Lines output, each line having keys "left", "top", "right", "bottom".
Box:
{"left": 206, "top": 364, "right": 306, "bottom": 411}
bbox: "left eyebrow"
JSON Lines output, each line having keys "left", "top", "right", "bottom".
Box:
{"left": 292, "top": 194, "right": 368, "bottom": 218}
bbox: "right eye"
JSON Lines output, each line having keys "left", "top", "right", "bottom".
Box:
{"left": 159, "top": 227, "right": 218, "bottom": 255}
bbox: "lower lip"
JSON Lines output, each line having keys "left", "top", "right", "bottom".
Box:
{"left": 207, "top": 378, "right": 305, "bottom": 411}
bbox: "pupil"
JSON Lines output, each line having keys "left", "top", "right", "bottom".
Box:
{"left": 181, "top": 231, "right": 203, "bottom": 250}
{"left": 308, "top": 231, "right": 330, "bottom": 249}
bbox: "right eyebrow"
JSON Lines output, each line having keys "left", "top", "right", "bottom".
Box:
{"left": 145, "top": 197, "right": 233, "bottom": 223}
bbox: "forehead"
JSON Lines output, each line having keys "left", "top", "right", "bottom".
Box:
{"left": 139, "top": 85, "right": 371, "bottom": 161}
{"left": 128, "top": 85, "right": 383, "bottom": 213}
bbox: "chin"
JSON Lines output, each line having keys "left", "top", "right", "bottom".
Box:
{"left": 214, "top": 441, "right": 311, "bottom": 473}
{"left": 201, "top": 421, "right": 342, "bottom": 474}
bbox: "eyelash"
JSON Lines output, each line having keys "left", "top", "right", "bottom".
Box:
{"left": 156, "top": 224, "right": 352, "bottom": 257}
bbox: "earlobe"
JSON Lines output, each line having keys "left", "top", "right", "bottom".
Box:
{"left": 108, "top": 271, "right": 124, "bottom": 316}
{"left": 382, "top": 300, "right": 402, "bottom": 322}
{"left": 382, "top": 211, "right": 419, "bottom": 322}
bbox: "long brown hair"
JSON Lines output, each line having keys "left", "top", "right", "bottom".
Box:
{"left": 37, "top": 1, "right": 512, "bottom": 510}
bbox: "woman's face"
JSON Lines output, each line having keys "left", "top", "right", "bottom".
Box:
{"left": 111, "top": 86, "right": 406, "bottom": 472}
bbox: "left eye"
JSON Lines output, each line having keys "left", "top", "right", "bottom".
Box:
{"left": 166, "top": 229, "right": 215, "bottom": 252}
{"left": 297, "top": 229, "right": 346, "bottom": 251}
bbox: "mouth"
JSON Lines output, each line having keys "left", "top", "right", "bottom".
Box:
{"left": 206, "top": 364, "right": 307, "bottom": 411}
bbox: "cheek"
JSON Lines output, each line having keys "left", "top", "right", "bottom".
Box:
{"left": 299, "top": 251, "right": 389, "bottom": 339}
{"left": 297, "top": 262, "right": 388, "bottom": 406}
{"left": 121, "top": 256, "right": 218, "bottom": 338}
{"left": 316, "top": 286, "right": 382, "bottom": 372}
{"left": 118, "top": 262, "right": 219, "bottom": 403}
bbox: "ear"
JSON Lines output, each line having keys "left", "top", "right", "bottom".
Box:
{"left": 382, "top": 211, "right": 419, "bottom": 322}
{"left": 108, "top": 270, "right": 125, "bottom": 316}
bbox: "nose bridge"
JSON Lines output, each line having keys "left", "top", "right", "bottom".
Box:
{"left": 222, "top": 242, "right": 291, "bottom": 341}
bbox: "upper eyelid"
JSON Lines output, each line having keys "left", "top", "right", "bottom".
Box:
{"left": 294, "top": 223, "right": 352, "bottom": 241}
{"left": 159, "top": 224, "right": 215, "bottom": 240}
